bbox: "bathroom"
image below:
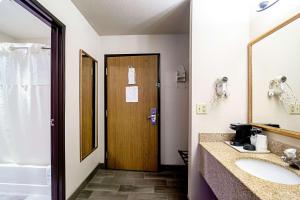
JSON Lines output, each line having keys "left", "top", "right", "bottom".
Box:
{"left": 191, "top": 0, "right": 300, "bottom": 199}
{"left": 0, "top": 0, "right": 300, "bottom": 200}
{"left": 0, "top": 0, "right": 51, "bottom": 199}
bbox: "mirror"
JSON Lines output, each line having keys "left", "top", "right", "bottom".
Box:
{"left": 80, "top": 50, "right": 98, "bottom": 161}
{"left": 248, "top": 13, "right": 300, "bottom": 139}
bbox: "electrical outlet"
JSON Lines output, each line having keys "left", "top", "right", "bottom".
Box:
{"left": 196, "top": 104, "right": 207, "bottom": 114}
{"left": 296, "top": 104, "right": 300, "bottom": 114}
{"left": 289, "top": 104, "right": 300, "bottom": 115}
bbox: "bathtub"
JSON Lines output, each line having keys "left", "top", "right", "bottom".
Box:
{"left": 0, "top": 164, "right": 51, "bottom": 195}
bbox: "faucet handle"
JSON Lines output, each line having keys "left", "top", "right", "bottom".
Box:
{"left": 284, "top": 148, "right": 297, "bottom": 159}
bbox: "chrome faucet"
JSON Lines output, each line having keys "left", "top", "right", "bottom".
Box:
{"left": 281, "top": 148, "right": 300, "bottom": 170}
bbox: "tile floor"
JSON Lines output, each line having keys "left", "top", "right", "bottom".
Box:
{"left": 0, "top": 194, "right": 50, "bottom": 200}
{"left": 75, "top": 168, "right": 188, "bottom": 200}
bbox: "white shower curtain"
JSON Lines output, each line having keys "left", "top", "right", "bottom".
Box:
{"left": 0, "top": 43, "right": 51, "bottom": 165}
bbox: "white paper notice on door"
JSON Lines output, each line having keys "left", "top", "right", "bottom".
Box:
{"left": 126, "top": 86, "right": 138, "bottom": 102}
{"left": 128, "top": 67, "right": 136, "bottom": 85}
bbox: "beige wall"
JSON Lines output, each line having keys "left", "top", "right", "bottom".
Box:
{"left": 15, "top": 38, "right": 51, "bottom": 46}
{"left": 0, "top": 31, "right": 15, "bottom": 42}
{"left": 99, "top": 34, "right": 189, "bottom": 165}
{"left": 189, "top": 0, "right": 250, "bottom": 199}
{"left": 36, "top": 0, "right": 102, "bottom": 198}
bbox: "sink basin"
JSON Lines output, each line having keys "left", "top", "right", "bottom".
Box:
{"left": 235, "top": 159, "right": 300, "bottom": 185}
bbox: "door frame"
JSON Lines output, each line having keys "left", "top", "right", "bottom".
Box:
{"left": 14, "top": 0, "right": 66, "bottom": 199}
{"left": 104, "top": 53, "right": 161, "bottom": 170}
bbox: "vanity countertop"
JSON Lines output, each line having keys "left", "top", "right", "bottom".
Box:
{"left": 200, "top": 141, "right": 300, "bottom": 200}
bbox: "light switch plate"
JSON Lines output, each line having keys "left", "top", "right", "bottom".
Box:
{"left": 196, "top": 104, "right": 207, "bottom": 114}
{"left": 289, "top": 104, "right": 300, "bottom": 115}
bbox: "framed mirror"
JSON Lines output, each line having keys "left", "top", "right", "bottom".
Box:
{"left": 248, "top": 13, "right": 300, "bottom": 139}
{"left": 80, "top": 49, "right": 98, "bottom": 161}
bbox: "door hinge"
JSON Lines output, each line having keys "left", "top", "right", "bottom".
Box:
{"left": 50, "top": 119, "right": 55, "bottom": 127}
{"left": 106, "top": 152, "right": 108, "bottom": 159}
{"left": 105, "top": 110, "right": 108, "bottom": 117}
{"left": 105, "top": 68, "right": 108, "bottom": 76}
{"left": 156, "top": 82, "right": 161, "bottom": 88}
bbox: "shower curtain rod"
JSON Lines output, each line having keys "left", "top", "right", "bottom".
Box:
{"left": 9, "top": 46, "right": 51, "bottom": 50}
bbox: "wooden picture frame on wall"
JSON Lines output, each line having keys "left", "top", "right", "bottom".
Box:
{"left": 248, "top": 12, "right": 300, "bottom": 140}
{"left": 79, "top": 49, "right": 98, "bottom": 161}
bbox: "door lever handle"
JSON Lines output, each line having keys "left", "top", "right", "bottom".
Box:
{"left": 148, "top": 108, "right": 157, "bottom": 125}
{"left": 147, "top": 115, "right": 155, "bottom": 119}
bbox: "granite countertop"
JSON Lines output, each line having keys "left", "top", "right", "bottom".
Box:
{"left": 200, "top": 142, "right": 300, "bottom": 200}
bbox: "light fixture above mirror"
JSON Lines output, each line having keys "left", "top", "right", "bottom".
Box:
{"left": 257, "top": 0, "right": 280, "bottom": 12}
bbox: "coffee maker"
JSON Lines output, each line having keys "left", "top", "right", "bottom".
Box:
{"left": 230, "top": 123, "right": 253, "bottom": 146}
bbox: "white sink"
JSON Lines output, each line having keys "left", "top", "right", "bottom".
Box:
{"left": 235, "top": 159, "right": 300, "bottom": 185}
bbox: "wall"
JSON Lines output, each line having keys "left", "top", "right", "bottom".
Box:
{"left": 0, "top": 29, "right": 49, "bottom": 45}
{"left": 16, "top": 38, "right": 51, "bottom": 46}
{"left": 99, "top": 34, "right": 189, "bottom": 165}
{"left": 36, "top": 0, "right": 102, "bottom": 198}
{"left": 189, "top": 0, "right": 250, "bottom": 199}
{"left": 0, "top": 32, "right": 15, "bottom": 42}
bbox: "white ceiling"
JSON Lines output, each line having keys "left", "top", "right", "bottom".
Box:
{"left": 0, "top": 0, "right": 50, "bottom": 40}
{"left": 71, "top": 0, "right": 190, "bottom": 36}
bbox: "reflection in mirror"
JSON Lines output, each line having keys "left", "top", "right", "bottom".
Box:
{"left": 80, "top": 50, "right": 98, "bottom": 161}
{"left": 0, "top": 0, "right": 51, "bottom": 198}
{"left": 250, "top": 13, "right": 300, "bottom": 134}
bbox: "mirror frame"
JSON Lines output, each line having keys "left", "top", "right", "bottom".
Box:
{"left": 248, "top": 13, "right": 300, "bottom": 140}
{"left": 79, "top": 49, "right": 99, "bottom": 161}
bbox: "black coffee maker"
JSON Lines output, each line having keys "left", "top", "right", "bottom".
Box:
{"left": 230, "top": 123, "right": 253, "bottom": 146}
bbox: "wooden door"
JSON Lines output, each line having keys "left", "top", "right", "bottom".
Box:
{"left": 106, "top": 55, "right": 159, "bottom": 171}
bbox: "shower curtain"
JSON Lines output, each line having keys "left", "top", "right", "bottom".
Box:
{"left": 0, "top": 43, "right": 51, "bottom": 165}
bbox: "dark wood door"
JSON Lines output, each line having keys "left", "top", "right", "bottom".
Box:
{"left": 106, "top": 55, "right": 159, "bottom": 171}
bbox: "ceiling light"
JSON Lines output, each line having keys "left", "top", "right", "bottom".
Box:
{"left": 257, "top": 0, "right": 280, "bottom": 12}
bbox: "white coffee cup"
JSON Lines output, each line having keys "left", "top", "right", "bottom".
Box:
{"left": 256, "top": 134, "right": 268, "bottom": 151}
{"left": 284, "top": 148, "right": 297, "bottom": 159}
{"left": 250, "top": 135, "right": 257, "bottom": 146}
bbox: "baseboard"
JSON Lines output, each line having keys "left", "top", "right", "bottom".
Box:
{"left": 160, "top": 164, "right": 187, "bottom": 171}
{"left": 99, "top": 163, "right": 105, "bottom": 169}
{"left": 68, "top": 163, "right": 103, "bottom": 200}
